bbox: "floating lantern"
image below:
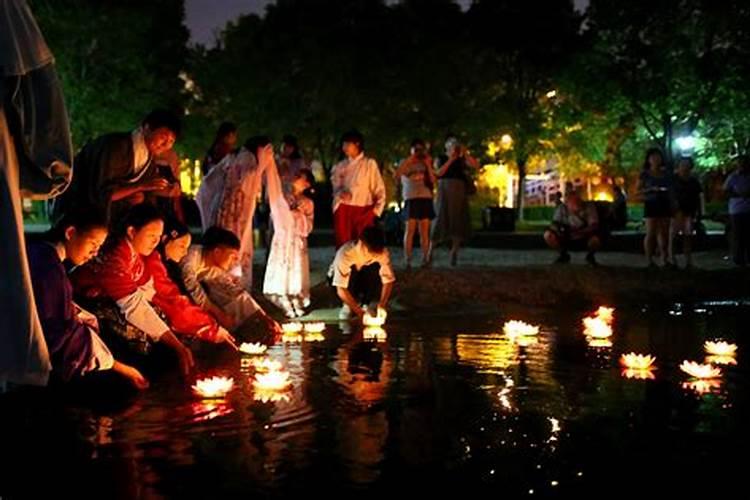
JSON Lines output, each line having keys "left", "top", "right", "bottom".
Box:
{"left": 282, "top": 322, "right": 303, "bottom": 333}
{"left": 303, "top": 322, "right": 326, "bottom": 333}
{"left": 619, "top": 353, "right": 656, "bottom": 370}
{"left": 363, "top": 326, "right": 387, "bottom": 342}
{"left": 595, "top": 306, "right": 614, "bottom": 324}
{"left": 583, "top": 317, "right": 613, "bottom": 339}
{"left": 363, "top": 307, "right": 387, "bottom": 327}
{"left": 304, "top": 332, "right": 325, "bottom": 342}
{"left": 253, "top": 370, "right": 291, "bottom": 391}
{"left": 192, "top": 376, "right": 234, "bottom": 399}
{"left": 704, "top": 341, "right": 737, "bottom": 357}
{"left": 239, "top": 342, "right": 267, "bottom": 355}
{"left": 251, "top": 357, "right": 283, "bottom": 372}
{"left": 622, "top": 368, "right": 656, "bottom": 380}
{"left": 503, "top": 320, "right": 540, "bottom": 338}
{"left": 680, "top": 361, "right": 722, "bottom": 379}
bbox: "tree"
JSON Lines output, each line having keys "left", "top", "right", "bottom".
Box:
{"left": 465, "top": 0, "right": 582, "bottom": 219}
{"left": 32, "top": 0, "right": 189, "bottom": 148}
{"left": 583, "top": 0, "right": 750, "bottom": 168}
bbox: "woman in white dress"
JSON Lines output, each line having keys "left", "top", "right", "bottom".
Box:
{"left": 263, "top": 164, "right": 315, "bottom": 318}
{"left": 197, "top": 136, "right": 273, "bottom": 290}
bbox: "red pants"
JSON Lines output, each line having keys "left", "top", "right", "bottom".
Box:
{"left": 334, "top": 204, "right": 375, "bottom": 248}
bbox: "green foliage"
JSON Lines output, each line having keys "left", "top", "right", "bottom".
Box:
{"left": 31, "top": 0, "right": 189, "bottom": 149}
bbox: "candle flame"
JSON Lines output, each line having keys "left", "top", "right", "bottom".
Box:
{"left": 282, "top": 322, "right": 303, "bottom": 333}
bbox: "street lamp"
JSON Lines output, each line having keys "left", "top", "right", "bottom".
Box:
{"left": 676, "top": 135, "right": 696, "bottom": 154}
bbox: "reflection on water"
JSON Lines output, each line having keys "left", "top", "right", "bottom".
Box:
{"left": 0, "top": 303, "right": 747, "bottom": 498}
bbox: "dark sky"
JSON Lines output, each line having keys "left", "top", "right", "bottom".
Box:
{"left": 186, "top": 0, "right": 590, "bottom": 47}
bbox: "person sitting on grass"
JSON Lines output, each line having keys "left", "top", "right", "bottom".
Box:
{"left": 544, "top": 190, "right": 601, "bottom": 265}
{"left": 330, "top": 225, "right": 396, "bottom": 320}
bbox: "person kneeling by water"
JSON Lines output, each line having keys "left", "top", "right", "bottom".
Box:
{"left": 27, "top": 209, "right": 148, "bottom": 389}
{"left": 544, "top": 191, "right": 602, "bottom": 265}
{"left": 330, "top": 225, "right": 395, "bottom": 320}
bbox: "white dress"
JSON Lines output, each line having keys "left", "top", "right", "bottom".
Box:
{"left": 262, "top": 158, "right": 314, "bottom": 315}
{"left": 213, "top": 148, "right": 266, "bottom": 290}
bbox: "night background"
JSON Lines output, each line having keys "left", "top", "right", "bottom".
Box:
{"left": 2, "top": 2, "right": 749, "bottom": 499}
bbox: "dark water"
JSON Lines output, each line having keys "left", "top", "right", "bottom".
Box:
{"left": 1, "top": 302, "right": 748, "bottom": 499}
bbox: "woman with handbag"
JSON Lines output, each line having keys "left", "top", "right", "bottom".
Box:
{"left": 431, "top": 135, "right": 479, "bottom": 266}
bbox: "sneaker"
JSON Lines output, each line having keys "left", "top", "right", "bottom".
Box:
{"left": 339, "top": 304, "right": 352, "bottom": 320}
{"left": 554, "top": 252, "right": 571, "bottom": 264}
{"left": 585, "top": 252, "right": 598, "bottom": 266}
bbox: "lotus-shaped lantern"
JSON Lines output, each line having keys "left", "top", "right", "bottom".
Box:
{"left": 192, "top": 376, "right": 234, "bottom": 399}
{"left": 239, "top": 342, "right": 267, "bottom": 355}
{"left": 619, "top": 353, "right": 656, "bottom": 370}
{"left": 282, "top": 322, "right": 303, "bottom": 333}
{"left": 704, "top": 341, "right": 737, "bottom": 357}
{"left": 503, "top": 320, "right": 540, "bottom": 338}
{"left": 595, "top": 306, "right": 614, "bottom": 324}
{"left": 680, "top": 360, "right": 722, "bottom": 379}
{"left": 363, "top": 307, "right": 387, "bottom": 327}
{"left": 583, "top": 317, "right": 612, "bottom": 339}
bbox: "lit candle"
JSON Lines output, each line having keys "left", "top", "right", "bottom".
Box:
{"left": 192, "top": 376, "right": 234, "bottom": 399}
{"left": 239, "top": 342, "right": 267, "bottom": 355}
{"left": 680, "top": 360, "right": 722, "bottom": 379}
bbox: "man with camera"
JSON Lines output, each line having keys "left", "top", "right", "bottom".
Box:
{"left": 52, "top": 109, "right": 181, "bottom": 224}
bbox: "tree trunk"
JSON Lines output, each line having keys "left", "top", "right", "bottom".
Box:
{"left": 516, "top": 157, "right": 526, "bottom": 221}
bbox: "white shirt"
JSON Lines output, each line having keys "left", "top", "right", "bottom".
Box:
{"left": 331, "top": 153, "right": 386, "bottom": 215}
{"left": 331, "top": 241, "right": 396, "bottom": 288}
{"left": 180, "top": 246, "right": 260, "bottom": 325}
{"left": 115, "top": 277, "right": 169, "bottom": 341}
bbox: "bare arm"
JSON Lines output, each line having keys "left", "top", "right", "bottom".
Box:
{"left": 337, "top": 286, "right": 365, "bottom": 317}
{"left": 378, "top": 281, "right": 394, "bottom": 310}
